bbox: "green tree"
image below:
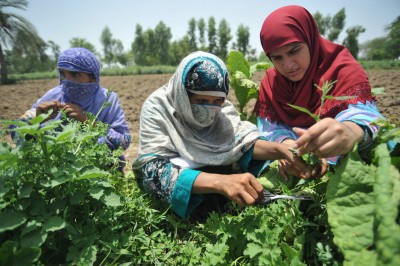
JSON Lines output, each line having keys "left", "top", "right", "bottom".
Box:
{"left": 169, "top": 36, "right": 191, "bottom": 65}
{"left": 361, "top": 37, "right": 390, "bottom": 60}
{"left": 100, "top": 26, "right": 127, "bottom": 67}
{"left": 0, "top": 0, "right": 46, "bottom": 83}
{"left": 142, "top": 29, "right": 157, "bottom": 65}
{"left": 198, "top": 18, "right": 206, "bottom": 50}
{"left": 216, "top": 19, "right": 232, "bottom": 60}
{"left": 385, "top": 16, "right": 400, "bottom": 59}
{"left": 313, "top": 11, "right": 330, "bottom": 36}
{"left": 327, "top": 8, "right": 346, "bottom": 42}
{"left": 235, "top": 24, "right": 250, "bottom": 57}
{"left": 5, "top": 31, "right": 50, "bottom": 74}
{"left": 343, "top": 26, "right": 365, "bottom": 59}
{"left": 132, "top": 24, "right": 145, "bottom": 65}
{"left": 100, "top": 26, "right": 114, "bottom": 66}
{"left": 69, "top": 37, "right": 97, "bottom": 53}
{"left": 313, "top": 8, "right": 346, "bottom": 43}
{"left": 208, "top": 17, "right": 217, "bottom": 54}
{"left": 187, "top": 18, "right": 197, "bottom": 52}
{"left": 154, "top": 21, "right": 172, "bottom": 64}
{"left": 48, "top": 40, "right": 61, "bottom": 61}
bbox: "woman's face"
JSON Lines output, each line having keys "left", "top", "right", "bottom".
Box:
{"left": 59, "top": 69, "right": 95, "bottom": 83}
{"left": 188, "top": 94, "right": 225, "bottom": 106}
{"left": 269, "top": 42, "right": 310, "bottom": 82}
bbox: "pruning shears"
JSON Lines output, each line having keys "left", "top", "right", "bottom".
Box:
{"left": 259, "top": 189, "right": 313, "bottom": 204}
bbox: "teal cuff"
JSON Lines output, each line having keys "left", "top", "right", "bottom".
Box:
{"left": 171, "top": 168, "right": 203, "bottom": 219}
{"left": 238, "top": 137, "right": 271, "bottom": 177}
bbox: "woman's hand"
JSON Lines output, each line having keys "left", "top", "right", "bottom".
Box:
{"left": 292, "top": 118, "right": 364, "bottom": 158}
{"left": 62, "top": 103, "right": 87, "bottom": 123}
{"left": 36, "top": 100, "right": 64, "bottom": 122}
{"left": 278, "top": 158, "right": 328, "bottom": 181}
{"left": 192, "top": 172, "right": 264, "bottom": 206}
{"left": 279, "top": 138, "right": 328, "bottom": 180}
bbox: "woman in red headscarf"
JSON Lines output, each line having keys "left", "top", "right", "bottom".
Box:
{"left": 254, "top": 5, "right": 385, "bottom": 179}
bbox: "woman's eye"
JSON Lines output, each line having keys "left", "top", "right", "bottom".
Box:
{"left": 289, "top": 47, "right": 300, "bottom": 55}
{"left": 271, "top": 56, "right": 282, "bottom": 62}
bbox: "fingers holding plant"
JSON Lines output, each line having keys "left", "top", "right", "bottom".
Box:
{"left": 62, "top": 103, "right": 87, "bottom": 122}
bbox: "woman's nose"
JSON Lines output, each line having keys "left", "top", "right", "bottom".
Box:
{"left": 283, "top": 57, "right": 294, "bottom": 70}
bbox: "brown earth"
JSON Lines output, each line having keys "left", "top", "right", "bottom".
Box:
{"left": 1, "top": 70, "right": 399, "bottom": 166}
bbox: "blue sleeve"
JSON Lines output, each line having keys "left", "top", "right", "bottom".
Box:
{"left": 335, "top": 101, "right": 384, "bottom": 151}
{"left": 104, "top": 128, "right": 131, "bottom": 150}
{"left": 257, "top": 116, "right": 298, "bottom": 143}
{"left": 238, "top": 137, "right": 272, "bottom": 177}
{"left": 171, "top": 168, "right": 203, "bottom": 219}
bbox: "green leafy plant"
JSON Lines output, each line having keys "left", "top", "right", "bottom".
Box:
{"left": 227, "top": 50, "right": 270, "bottom": 121}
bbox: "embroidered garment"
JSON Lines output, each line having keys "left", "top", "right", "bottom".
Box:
{"left": 254, "top": 5, "right": 375, "bottom": 127}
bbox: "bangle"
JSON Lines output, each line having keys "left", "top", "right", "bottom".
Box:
{"left": 359, "top": 126, "right": 370, "bottom": 147}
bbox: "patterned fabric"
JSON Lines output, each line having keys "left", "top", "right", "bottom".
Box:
{"left": 141, "top": 157, "right": 182, "bottom": 203}
{"left": 184, "top": 59, "right": 229, "bottom": 98}
{"left": 132, "top": 51, "right": 260, "bottom": 169}
{"left": 17, "top": 47, "right": 131, "bottom": 151}
{"left": 255, "top": 5, "right": 375, "bottom": 127}
{"left": 57, "top": 47, "right": 100, "bottom": 81}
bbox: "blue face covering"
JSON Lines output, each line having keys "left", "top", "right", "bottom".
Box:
{"left": 61, "top": 79, "right": 99, "bottom": 101}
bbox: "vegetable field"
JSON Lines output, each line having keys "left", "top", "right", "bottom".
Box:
{"left": 0, "top": 63, "right": 399, "bottom": 265}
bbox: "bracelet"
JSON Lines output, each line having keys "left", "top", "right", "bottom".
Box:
{"left": 359, "top": 126, "right": 370, "bottom": 147}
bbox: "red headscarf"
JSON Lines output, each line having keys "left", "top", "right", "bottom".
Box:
{"left": 254, "top": 5, "right": 374, "bottom": 127}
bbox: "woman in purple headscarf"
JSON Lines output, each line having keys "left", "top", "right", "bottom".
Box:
{"left": 12, "top": 47, "right": 131, "bottom": 152}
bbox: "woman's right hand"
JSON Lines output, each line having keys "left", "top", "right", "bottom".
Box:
{"left": 192, "top": 172, "right": 265, "bottom": 206}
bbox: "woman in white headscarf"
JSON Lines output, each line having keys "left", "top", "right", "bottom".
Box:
{"left": 133, "top": 51, "right": 309, "bottom": 219}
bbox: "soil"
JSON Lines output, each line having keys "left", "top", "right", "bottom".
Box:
{"left": 1, "top": 70, "right": 399, "bottom": 166}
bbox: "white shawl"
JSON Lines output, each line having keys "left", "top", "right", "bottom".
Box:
{"left": 133, "top": 51, "right": 260, "bottom": 168}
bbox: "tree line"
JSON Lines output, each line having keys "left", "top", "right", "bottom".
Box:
{"left": 1, "top": 0, "right": 399, "bottom": 84}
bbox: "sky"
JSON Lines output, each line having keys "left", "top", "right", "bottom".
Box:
{"left": 9, "top": 0, "right": 400, "bottom": 56}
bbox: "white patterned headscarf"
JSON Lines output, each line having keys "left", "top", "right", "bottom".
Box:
{"left": 133, "top": 51, "right": 260, "bottom": 168}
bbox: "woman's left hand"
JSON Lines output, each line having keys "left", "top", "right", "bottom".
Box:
{"left": 278, "top": 158, "right": 328, "bottom": 181}
{"left": 292, "top": 118, "right": 363, "bottom": 158}
{"left": 62, "top": 103, "right": 87, "bottom": 123}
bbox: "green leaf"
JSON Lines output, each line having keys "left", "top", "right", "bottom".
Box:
{"left": 250, "top": 62, "right": 271, "bottom": 76}
{"left": 14, "top": 247, "right": 41, "bottom": 265}
{"left": 76, "top": 168, "right": 110, "bottom": 180}
{"left": 101, "top": 192, "right": 122, "bottom": 207}
{"left": 43, "top": 216, "right": 66, "bottom": 232}
{"left": 371, "top": 87, "right": 385, "bottom": 95}
{"left": 20, "top": 229, "right": 47, "bottom": 248}
{"left": 227, "top": 50, "right": 250, "bottom": 78}
{"left": 373, "top": 144, "right": 400, "bottom": 265}
{"left": 287, "top": 104, "right": 320, "bottom": 122}
{"left": 89, "top": 186, "right": 104, "bottom": 200}
{"left": 0, "top": 211, "right": 26, "bottom": 233}
{"left": 325, "top": 95, "right": 357, "bottom": 100}
{"left": 326, "top": 150, "right": 376, "bottom": 264}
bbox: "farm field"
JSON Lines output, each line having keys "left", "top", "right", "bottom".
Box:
{"left": 0, "top": 69, "right": 399, "bottom": 265}
{"left": 1, "top": 70, "right": 399, "bottom": 167}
